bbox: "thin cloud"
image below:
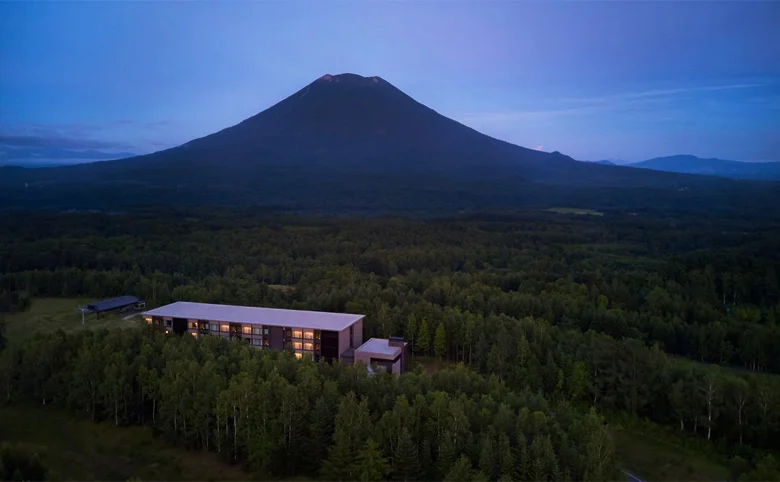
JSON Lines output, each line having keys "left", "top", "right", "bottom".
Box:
{"left": 557, "top": 83, "right": 765, "bottom": 105}
{"left": 0, "top": 134, "right": 133, "bottom": 150}
{"left": 533, "top": 145, "right": 544, "bottom": 151}
{"left": 459, "top": 82, "right": 767, "bottom": 125}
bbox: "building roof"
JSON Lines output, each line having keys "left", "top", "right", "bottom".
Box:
{"left": 85, "top": 296, "right": 140, "bottom": 313}
{"left": 142, "top": 301, "right": 364, "bottom": 331}
{"left": 355, "top": 337, "right": 405, "bottom": 359}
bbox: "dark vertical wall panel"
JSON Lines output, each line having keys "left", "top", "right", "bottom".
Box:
{"left": 321, "top": 330, "right": 339, "bottom": 360}
{"left": 269, "top": 326, "right": 284, "bottom": 351}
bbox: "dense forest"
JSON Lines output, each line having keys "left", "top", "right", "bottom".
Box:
{"left": 1, "top": 208, "right": 780, "bottom": 479}
{"left": 1, "top": 326, "right": 617, "bottom": 481}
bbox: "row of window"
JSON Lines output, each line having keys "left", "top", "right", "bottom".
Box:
{"left": 292, "top": 341, "right": 316, "bottom": 351}
{"left": 186, "top": 320, "right": 270, "bottom": 336}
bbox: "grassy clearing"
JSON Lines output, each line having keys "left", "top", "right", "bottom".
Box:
{"left": 409, "top": 355, "right": 453, "bottom": 373}
{"left": 546, "top": 207, "right": 605, "bottom": 216}
{"left": 0, "top": 405, "right": 248, "bottom": 481}
{"left": 268, "top": 284, "right": 297, "bottom": 293}
{"left": 3, "top": 297, "right": 142, "bottom": 343}
{"left": 613, "top": 429, "right": 730, "bottom": 481}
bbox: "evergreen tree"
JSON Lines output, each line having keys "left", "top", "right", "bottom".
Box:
{"left": 438, "top": 431, "right": 459, "bottom": 477}
{"left": 419, "top": 438, "right": 434, "bottom": 481}
{"left": 529, "top": 434, "right": 555, "bottom": 482}
{"left": 321, "top": 434, "right": 354, "bottom": 481}
{"left": 406, "top": 314, "right": 417, "bottom": 349}
{"left": 434, "top": 322, "right": 447, "bottom": 360}
{"left": 444, "top": 455, "right": 475, "bottom": 482}
{"left": 478, "top": 433, "right": 496, "bottom": 479}
{"left": 392, "top": 427, "right": 421, "bottom": 481}
{"left": 514, "top": 433, "right": 529, "bottom": 481}
{"left": 416, "top": 318, "right": 430, "bottom": 354}
{"left": 497, "top": 433, "right": 514, "bottom": 481}
{"left": 356, "top": 439, "right": 390, "bottom": 482}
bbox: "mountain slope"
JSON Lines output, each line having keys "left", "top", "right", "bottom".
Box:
{"left": 1, "top": 74, "right": 777, "bottom": 215}
{"left": 630, "top": 155, "right": 780, "bottom": 180}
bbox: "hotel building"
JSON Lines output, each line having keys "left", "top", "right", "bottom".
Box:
{"left": 142, "top": 301, "right": 364, "bottom": 362}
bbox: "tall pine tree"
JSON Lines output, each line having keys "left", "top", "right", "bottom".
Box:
{"left": 416, "top": 318, "right": 430, "bottom": 354}
{"left": 356, "top": 438, "right": 390, "bottom": 482}
{"left": 434, "top": 322, "right": 447, "bottom": 360}
{"left": 392, "top": 427, "right": 421, "bottom": 481}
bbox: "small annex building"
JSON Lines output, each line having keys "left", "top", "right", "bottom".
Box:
{"left": 354, "top": 336, "right": 409, "bottom": 375}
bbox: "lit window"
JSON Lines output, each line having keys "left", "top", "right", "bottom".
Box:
{"left": 292, "top": 330, "right": 303, "bottom": 339}
{"left": 220, "top": 324, "right": 229, "bottom": 332}
{"left": 294, "top": 353, "right": 303, "bottom": 359}
{"left": 242, "top": 326, "right": 252, "bottom": 335}
{"left": 293, "top": 342, "right": 303, "bottom": 350}
{"left": 191, "top": 332, "right": 198, "bottom": 338}
{"left": 252, "top": 327, "right": 262, "bottom": 335}
{"left": 145, "top": 317, "right": 152, "bottom": 325}
{"left": 304, "top": 342, "right": 314, "bottom": 351}
{"left": 303, "top": 331, "right": 314, "bottom": 340}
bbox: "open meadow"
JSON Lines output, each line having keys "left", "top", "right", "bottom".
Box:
{"left": 3, "top": 297, "right": 142, "bottom": 343}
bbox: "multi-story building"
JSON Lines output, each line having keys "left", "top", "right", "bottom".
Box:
{"left": 142, "top": 301, "right": 364, "bottom": 362}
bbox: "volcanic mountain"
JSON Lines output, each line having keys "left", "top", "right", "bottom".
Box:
{"left": 2, "top": 73, "right": 777, "bottom": 215}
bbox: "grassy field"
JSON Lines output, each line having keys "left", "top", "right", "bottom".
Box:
{"left": 3, "top": 297, "right": 142, "bottom": 343}
{"left": 613, "top": 429, "right": 730, "bottom": 481}
{"left": 546, "top": 207, "right": 605, "bottom": 216}
{"left": 0, "top": 405, "right": 248, "bottom": 481}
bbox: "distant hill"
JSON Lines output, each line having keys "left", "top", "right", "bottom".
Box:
{"left": 629, "top": 155, "right": 780, "bottom": 180}
{"left": 592, "top": 160, "right": 618, "bottom": 166}
{"left": 0, "top": 146, "right": 136, "bottom": 167}
{"left": 1, "top": 74, "right": 778, "bottom": 216}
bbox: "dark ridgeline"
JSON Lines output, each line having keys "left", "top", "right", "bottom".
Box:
{"left": 629, "top": 154, "right": 780, "bottom": 180}
{"left": 2, "top": 73, "right": 778, "bottom": 215}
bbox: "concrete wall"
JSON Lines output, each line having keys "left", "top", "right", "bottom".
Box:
{"left": 391, "top": 359, "right": 402, "bottom": 375}
{"left": 355, "top": 351, "right": 371, "bottom": 367}
{"left": 352, "top": 318, "right": 364, "bottom": 349}
{"left": 338, "top": 326, "right": 351, "bottom": 358}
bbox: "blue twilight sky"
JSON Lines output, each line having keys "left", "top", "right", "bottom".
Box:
{"left": 1, "top": 1, "right": 779, "bottom": 165}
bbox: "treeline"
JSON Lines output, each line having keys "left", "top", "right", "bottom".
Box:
{"left": 0, "top": 327, "right": 617, "bottom": 481}
{"left": 1, "top": 211, "right": 779, "bottom": 372}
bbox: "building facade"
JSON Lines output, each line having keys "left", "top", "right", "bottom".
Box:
{"left": 142, "top": 301, "right": 364, "bottom": 361}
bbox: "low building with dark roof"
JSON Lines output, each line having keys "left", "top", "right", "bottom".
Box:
{"left": 81, "top": 296, "right": 145, "bottom": 316}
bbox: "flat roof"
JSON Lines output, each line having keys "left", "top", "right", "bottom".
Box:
{"left": 142, "top": 301, "right": 364, "bottom": 331}
{"left": 84, "top": 296, "right": 140, "bottom": 313}
{"left": 355, "top": 338, "right": 404, "bottom": 359}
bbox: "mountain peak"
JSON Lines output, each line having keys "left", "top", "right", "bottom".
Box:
{"left": 316, "top": 73, "right": 384, "bottom": 85}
